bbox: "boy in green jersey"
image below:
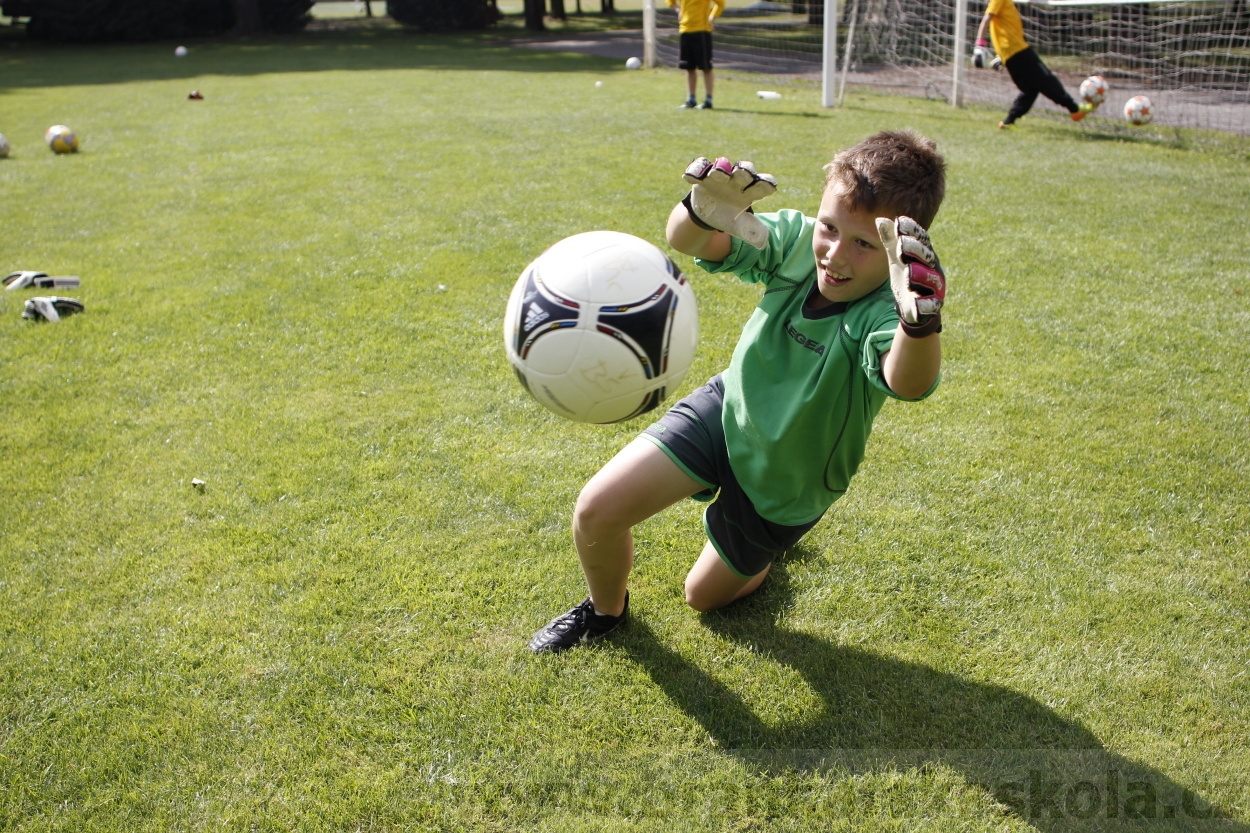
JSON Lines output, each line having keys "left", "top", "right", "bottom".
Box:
{"left": 529, "top": 131, "right": 947, "bottom": 654}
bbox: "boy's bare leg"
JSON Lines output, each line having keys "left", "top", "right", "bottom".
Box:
{"left": 684, "top": 540, "right": 770, "bottom": 612}
{"left": 686, "top": 69, "right": 698, "bottom": 99}
{"left": 704, "top": 69, "right": 714, "bottom": 98}
{"left": 574, "top": 437, "right": 704, "bottom": 616}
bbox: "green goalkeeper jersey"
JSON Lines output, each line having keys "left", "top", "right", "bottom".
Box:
{"left": 695, "top": 209, "right": 938, "bottom": 526}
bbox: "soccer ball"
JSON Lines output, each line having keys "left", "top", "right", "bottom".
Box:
{"left": 175, "top": 45, "right": 188, "bottom": 57}
{"left": 45, "top": 125, "right": 78, "bottom": 154}
{"left": 0, "top": 133, "right": 9, "bottom": 158}
{"left": 504, "top": 231, "right": 698, "bottom": 424}
{"left": 625, "top": 56, "right": 642, "bottom": 70}
{"left": 1124, "top": 95, "right": 1153, "bottom": 126}
{"left": 1079, "top": 75, "right": 1108, "bottom": 106}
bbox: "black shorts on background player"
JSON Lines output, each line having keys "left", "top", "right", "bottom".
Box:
{"left": 678, "top": 31, "right": 713, "bottom": 71}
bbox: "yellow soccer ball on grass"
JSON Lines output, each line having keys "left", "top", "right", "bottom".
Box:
{"left": 45, "top": 125, "right": 79, "bottom": 154}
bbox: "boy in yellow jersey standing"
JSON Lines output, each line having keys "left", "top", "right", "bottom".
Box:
{"left": 669, "top": 0, "right": 724, "bottom": 109}
{"left": 974, "top": 0, "right": 1095, "bottom": 128}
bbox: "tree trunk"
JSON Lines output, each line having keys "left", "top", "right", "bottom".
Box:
{"left": 551, "top": 0, "right": 566, "bottom": 19}
{"left": 363, "top": 0, "right": 373, "bottom": 18}
{"left": 601, "top": 0, "right": 615, "bottom": 12}
{"left": 525, "top": 0, "right": 546, "bottom": 29}
{"left": 231, "top": 0, "right": 264, "bottom": 35}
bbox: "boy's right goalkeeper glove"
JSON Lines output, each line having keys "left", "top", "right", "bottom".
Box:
{"left": 681, "top": 156, "right": 777, "bottom": 250}
{"left": 876, "top": 216, "right": 945, "bottom": 338}
{"left": 972, "top": 40, "right": 1001, "bottom": 71}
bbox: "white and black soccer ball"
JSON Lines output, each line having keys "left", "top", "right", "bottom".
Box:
{"left": 504, "top": 231, "right": 698, "bottom": 424}
{"left": 1124, "top": 95, "right": 1153, "bottom": 126}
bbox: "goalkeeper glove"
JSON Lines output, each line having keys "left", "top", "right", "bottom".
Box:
{"left": 875, "top": 216, "right": 945, "bottom": 338}
{"left": 21, "top": 296, "right": 84, "bottom": 323}
{"left": 4, "top": 271, "right": 81, "bottom": 291}
{"left": 972, "top": 39, "right": 1001, "bottom": 71}
{"left": 681, "top": 156, "right": 777, "bottom": 250}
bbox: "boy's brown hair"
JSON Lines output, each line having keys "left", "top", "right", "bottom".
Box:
{"left": 823, "top": 130, "right": 946, "bottom": 229}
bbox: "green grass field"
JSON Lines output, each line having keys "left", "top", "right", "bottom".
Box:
{"left": 1, "top": 23, "right": 1248, "bottom": 832}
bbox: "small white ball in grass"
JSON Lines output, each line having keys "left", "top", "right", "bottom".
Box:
{"left": 595, "top": 81, "right": 603, "bottom": 87}
{"left": 175, "top": 45, "right": 188, "bottom": 57}
{"left": 625, "top": 56, "right": 642, "bottom": 70}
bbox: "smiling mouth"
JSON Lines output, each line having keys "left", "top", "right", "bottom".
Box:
{"left": 822, "top": 269, "right": 851, "bottom": 286}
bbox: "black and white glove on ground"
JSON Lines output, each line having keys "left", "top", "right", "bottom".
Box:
{"left": 4, "top": 271, "right": 81, "bottom": 290}
{"left": 876, "top": 216, "right": 945, "bottom": 338}
{"left": 682, "top": 156, "right": 777, "bottom": 250}
{"left": 22, "top": 296, "right": 84, "bottom": 322}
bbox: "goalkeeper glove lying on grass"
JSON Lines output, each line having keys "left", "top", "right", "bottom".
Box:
{"left": 22, "top": 296, "right": 84, "bottom": 323}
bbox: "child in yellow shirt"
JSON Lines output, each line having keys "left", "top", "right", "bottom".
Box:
{"left": 974, "top": 0, "right": 1095, "bottom": 128}
{"left": 668, "top": 0, "right": 724, "bottom": 109}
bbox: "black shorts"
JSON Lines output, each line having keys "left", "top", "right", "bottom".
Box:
{"left": 641, "top": 375, "right": 822, "bottom": 578}
{"left": 678, "top": 31, "right": 714, "bottom": 71}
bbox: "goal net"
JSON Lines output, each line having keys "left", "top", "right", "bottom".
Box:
{"left": 652, "top": 0, "right": 1250, "bottom": 137}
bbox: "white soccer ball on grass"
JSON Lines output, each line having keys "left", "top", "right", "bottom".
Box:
{"left": 504, "top": 231, "right": 699, "bottom": 424}
{"left": 1124, "top": 95, "right": 1153, "bottom": 126}
{"left": 625, "top": 56, "right": 642, "bottom": 70}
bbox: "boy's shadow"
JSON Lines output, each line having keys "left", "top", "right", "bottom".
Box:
{"left": 619, "top": 552, "right": 1243, "bottom": 831}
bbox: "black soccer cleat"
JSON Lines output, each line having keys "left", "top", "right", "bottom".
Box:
{"left": 528, "top": 594, "right": 629, "bottom": 654}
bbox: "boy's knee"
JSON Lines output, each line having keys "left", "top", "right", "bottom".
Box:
{"left": 573, "top": 487, "right": 624, "bottom": 536}
{"left": 683, "top": 575, "right": 731, "bottom": 613}
{"left": 684, "top": 583, "right": 715, "bottom": 613}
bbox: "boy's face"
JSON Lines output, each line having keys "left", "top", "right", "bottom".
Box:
{"left": 811, "top": 186, "right": 891, "bottom": 306}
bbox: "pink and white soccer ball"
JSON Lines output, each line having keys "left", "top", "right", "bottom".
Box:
{"left": 1079, "top": 75, "right": 1108, "bottom": 106}
{"left": 1124, "top": 95, "right": 1153, "bottom": 126}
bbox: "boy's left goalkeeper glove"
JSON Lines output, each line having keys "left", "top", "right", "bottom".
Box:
{"left": 876, "top": 216, "right": 945, "bottom": 338}
{"left": 682, "top": 156, "right": 777, "bottom": 250}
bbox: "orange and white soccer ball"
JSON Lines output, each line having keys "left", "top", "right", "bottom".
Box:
{"left": 1079, "top": 75, "right": 1108, "bottom": 107}
{"left": 1124, "top": 95, "right": 1153, "bottom": 126}
{"left": 45, "top": 125, "right": 78, "bottom": 154}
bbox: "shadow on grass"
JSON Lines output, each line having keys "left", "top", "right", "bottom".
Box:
{"left": 708, "top": 107, "right": 829, "bottom": 119}
{"left": 0, "top": 26, "right": 621, "bottom": 92}
{"left": 618, "top": 560, "right": 1244, "bottom": 831}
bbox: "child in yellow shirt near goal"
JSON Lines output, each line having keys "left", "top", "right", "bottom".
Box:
{"left": 668, "top": 0, "right": 724, "bottom": 109}
{"left": 974, "top": 0, "right": 1096, "bottom": 128}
